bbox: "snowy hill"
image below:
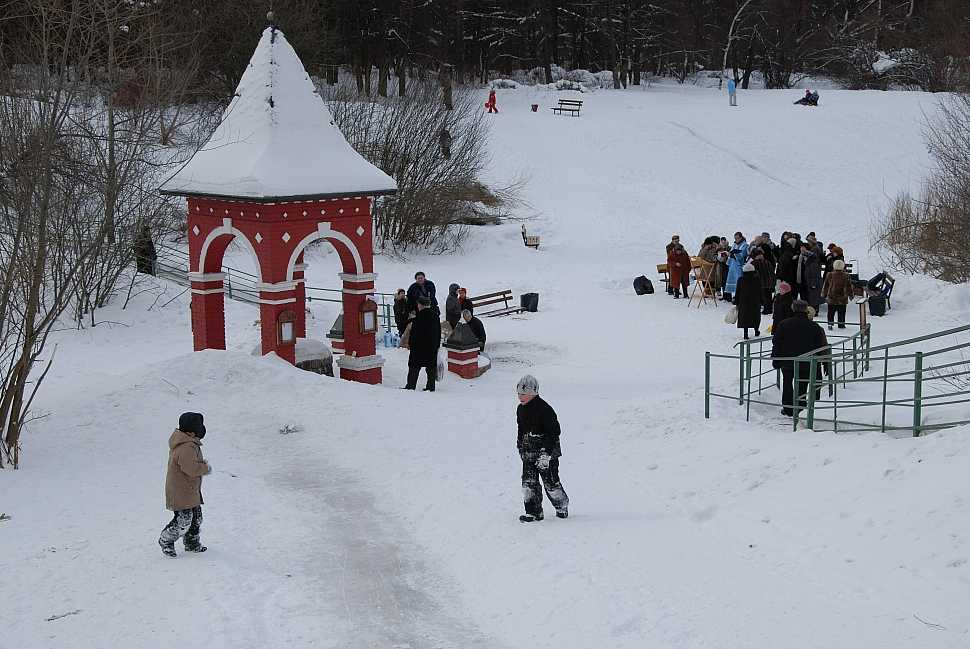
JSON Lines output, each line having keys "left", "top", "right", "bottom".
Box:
{"left": 4, "top": 86, "right": 970, "bottom": 649}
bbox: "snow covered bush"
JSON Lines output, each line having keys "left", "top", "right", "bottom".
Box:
{"left": 322, "top": 79, "right": 519, "bottom": 254}
{"left": 490, "top": 79, "right": 517, "bottom": 89}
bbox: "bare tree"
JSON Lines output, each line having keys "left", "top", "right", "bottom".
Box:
{"left": 873, "top": 93, "right": 970, "bottom": 282}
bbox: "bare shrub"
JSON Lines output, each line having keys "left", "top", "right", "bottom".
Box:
{"left": 322, "top": 79, "right": 522, "bottom": 255}
{"left": 873, "top": 94, "right": 970, "bottom": 282}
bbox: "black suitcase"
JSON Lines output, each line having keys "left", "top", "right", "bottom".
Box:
{"left": 868, "top": 295, "right": 886, "bottom": 316}
{"left": 634, "top": 276, "right": 654, "bottom": 295}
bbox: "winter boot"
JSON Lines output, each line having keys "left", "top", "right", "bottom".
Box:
{"left": 556, "top": 510, "right": 568, "bottom": 519}
{"left": 519, "top": 513, "right": 544, "bottom": 523}
{"left": 184, "top": 544, "right": 207, "bottom": 553}
{"left": 159, "top": 538, "right": 177, "bottom": 558}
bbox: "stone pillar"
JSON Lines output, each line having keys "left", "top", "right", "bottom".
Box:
{"left": 257, "top": 282, "right": 298, "bottom": 365}
{"left": 189, "top": 272, "right": 226, "bottom": 351}
{"left": 336, "top": 272, "right": 383, "bottom": 384}
{"left": 447, "top": 347, "right": 480, "bottom": 379}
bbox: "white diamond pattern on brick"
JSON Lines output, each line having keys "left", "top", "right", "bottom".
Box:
{"left": 356, "top": 226, "right": 365, "bottom": 237}
{"left": 302, "top": 210, "right": 307, "bottom": 216}
{"left": 192, "top": 225, "right": 200, "bottom": 236}
{"left": 255, "top": 232, "right": 263, "bottom": 243}
{"left": 282, "top": 232, "right": 291, "bottom": 243}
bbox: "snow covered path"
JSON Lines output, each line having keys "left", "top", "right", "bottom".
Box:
{"left": 5, "top": 85, "right": 970, "bottom": 649}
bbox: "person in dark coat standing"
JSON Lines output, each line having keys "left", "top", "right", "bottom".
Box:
{"left": 404, "top": 298, "right": 441, "bottom": 391}
{"left": 821, "top": 259, "right": 853, "bottom": 330}
{"left": 796, "top": 242, "right": 823, "bottom": 309}
{"left": 515, "top": 375, "right": 568, "bottom": 522}
{"left": 445, "top": 283, "right": 462, "bottom": 329}
{"left": 462, "top": 309, "right": 486, "bottom": 351}
{"left": 772, "top": 281, "right": 795, "bottom": 326}
{"left": 751, "top": 247, "right": 775, "bottom": 314}
{"left": 776, "top": 236, "right": 799, "bottom": 286}
{"left": 392, "top": 289, "right": 409, "bottom": 336}
{"left": 407, "top": 271, "right": 438, "bottom": 315}
{"left": 771, "top": 300, "right": 829, "bottom": 417}
{"left": 734, "top": 262, "right": 763, "bottom": 339}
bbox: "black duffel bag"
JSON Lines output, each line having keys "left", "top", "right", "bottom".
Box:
{"left": 520, "top": 292, "right": 539, "bottom": 312}
{"left": 634, "top": 275, "right": 654, "bottom": 295}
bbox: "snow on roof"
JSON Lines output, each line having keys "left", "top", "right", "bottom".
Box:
{"left": 161, "top": 27, "right": 396, "bottom": 201}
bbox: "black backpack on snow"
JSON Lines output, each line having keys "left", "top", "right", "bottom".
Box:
{"left": 634, "top": 275, "right": 654, "bottom": 295}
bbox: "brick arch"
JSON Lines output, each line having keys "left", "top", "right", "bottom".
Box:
{"left": 285, "top": 222, "right": 364, "bottom": 280}
{"left": 196, "top": 220, "right": 263, "bottom": 279}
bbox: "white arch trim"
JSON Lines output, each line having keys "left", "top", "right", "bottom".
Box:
{"left": 286, "top": 222, "right": 363, "bottom": 280}
{"left": 197, "top": 218, "right": 262, "bottom": 280}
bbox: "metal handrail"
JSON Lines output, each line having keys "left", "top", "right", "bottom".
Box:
{"left": 155, "top": 244, "right": 397, "bottom": 330}
{"left": 706, "top": 315, "right": 970, "bottom": 437}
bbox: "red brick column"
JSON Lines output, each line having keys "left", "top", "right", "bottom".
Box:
{"left": 257, "top": 283, "right": 298, "bottom": 365}
{"left": 335, "top": 273, "right": 383, "bottom": 384}
{"left": 293, "top": 258, "right": 308, "bottom": 339}
{"left": 447, "top": 348, "right": 480, "bottom": 379}
{"left": 189, "top": 273, "right": 226, "bottom": 351}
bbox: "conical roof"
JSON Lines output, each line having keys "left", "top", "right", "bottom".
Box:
{"left": 162, "top": 27, "right": 396, "bottom": 202}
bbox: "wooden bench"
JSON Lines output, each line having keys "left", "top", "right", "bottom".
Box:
{"left": 550, "top": 99, "right": 583, "bottom": 116}
{"left": 468, "top": 289, "right": 522, "bottom": 318}
{"left": 521, "top": 225, "right": 540, "bottom": 249}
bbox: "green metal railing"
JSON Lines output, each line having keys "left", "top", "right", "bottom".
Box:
{"left": 705, "top": 319, "right": 970, "bottom": 437}
{"left": 155, "top": 244, "right": 397, "bottom": 331}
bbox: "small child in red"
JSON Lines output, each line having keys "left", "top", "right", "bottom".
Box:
{"left": 486, "top": 89, "right": 499, "bottom": 114}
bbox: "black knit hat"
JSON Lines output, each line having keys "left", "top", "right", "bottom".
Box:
{"left": 178, "top": 412, "right": 206, "bottom": 439}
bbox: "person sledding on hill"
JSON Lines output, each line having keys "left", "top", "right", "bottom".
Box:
{"left": 159, "top": 412, "right": 211, "bottom": 558}
{"left": 486, "top": 89, "right": 499, "bottom": 113}
{"left": 516, "top": 375, "right": 568, "bottom": 523}
{"left": 795, "top": 90, "right": 819, "bottom": 106}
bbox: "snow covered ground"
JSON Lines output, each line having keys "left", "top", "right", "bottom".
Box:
{"left": 5, "top": 85, "right": 970, "bottom": 649}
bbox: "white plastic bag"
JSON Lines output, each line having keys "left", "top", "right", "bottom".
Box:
{"left": 724, "top": 306, "right": 738, "bottom": 325}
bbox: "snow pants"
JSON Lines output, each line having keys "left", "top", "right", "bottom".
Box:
{"left": 160, "top": 506, "right": 203, "bottom": 550}
{"left": 521, "top": 452, "right": 569, "bottom": 517}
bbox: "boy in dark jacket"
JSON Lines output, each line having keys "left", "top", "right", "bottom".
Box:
{"left": 159, "top": 412, "right": 212, "bottom": 557}
{"left": 515, "top": 375, "right": 569, "bottom": 522}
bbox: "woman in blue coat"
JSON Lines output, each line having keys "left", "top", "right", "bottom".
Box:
{"left": 724, "top": 232, "right": 749, "bottom": 301}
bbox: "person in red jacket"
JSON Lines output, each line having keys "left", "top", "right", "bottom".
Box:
{"left": 486, "top": 89, "right": 499, "bottom": 113}
{"left": 667, "top": 243, "right": 692, "bottom": 299}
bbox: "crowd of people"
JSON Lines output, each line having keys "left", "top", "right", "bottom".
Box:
{"left": 665, "top": 230, "right": 854, "bottom": 337}
{"left": 392, "top": 271, "right": 487, "bottom": 392}
{"left": 665, "top": 230, "right": 859, "bottom": 418}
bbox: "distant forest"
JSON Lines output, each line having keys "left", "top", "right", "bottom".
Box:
{"left": 3, "top": 0, "right": 969, "bottom": 97}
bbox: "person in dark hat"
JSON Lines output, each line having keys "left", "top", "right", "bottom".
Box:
{"left": 404, "top": 297, "right": 441, "bottom": 391}
{"left": 771, "top": 300, "right": 828, "bottom": 417}
{"left": 461, "top": 309, "right": 486, "bottom": 351}
{"left": 159, "top": 412, "right": 211, "bottom": 557}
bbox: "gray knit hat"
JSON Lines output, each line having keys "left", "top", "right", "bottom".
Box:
{"left": 516, "top": 374, "right": 539, "bottom": 396}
